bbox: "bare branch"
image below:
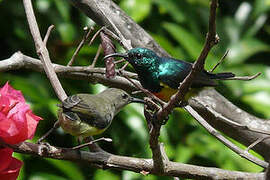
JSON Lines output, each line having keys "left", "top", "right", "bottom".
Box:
{"left": 68, "top": 26, "right": 94, "bottom": 66}
{"left": 210, "top": 49, "right": 229, "bottom": 72}
{"left": 23, "top": 0, "right": 67, "bottom": 101}
{"left": 184, "top": 105, "right": 268, "bottom": 168}
{"left": 225, "top": 72, "right": 261, "bottom": 81}
{"left": 156, "top": 0, "right": 219, "bottom": 121}
{"left": 246, "top": 137, "right": 270, "bottom": 152}
{"left": 90, "top": 44, "right": 102, "bottom": 68}
{"left": 72, "top": 137, "right": 112, "bottom": 150}
{"left": 0, "top": 140, "right": 263, "bottom": 179}
{"left": 2, "top": 52, "right": 270, "bottom": 158}
{"left": 88, "top": 26, "right": 105, "bottom": 46}
{"left": 43, "top": 25, "right": 54, "bottom": 46}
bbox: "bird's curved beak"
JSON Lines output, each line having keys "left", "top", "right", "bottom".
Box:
{"left": 103, "top": 53, "right": 128, "bottom": 60}
{"left": 130, "top": 97, "right": 145, "bottom": 104}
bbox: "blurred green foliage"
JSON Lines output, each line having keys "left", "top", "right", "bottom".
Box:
{"left": 1, "top": 0, "right": 270, "bottom": 179}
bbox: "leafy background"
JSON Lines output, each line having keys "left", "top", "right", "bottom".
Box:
{"left": 1, "top": 0, "right": 270, "bottom": 179}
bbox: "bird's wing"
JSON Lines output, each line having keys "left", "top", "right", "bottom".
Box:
{"left": 158, "top": 58, "right": 216, "bottom": 88}
{"left": 73, "top": 94, "right": 111, "bottom": 129}
{"left": 158, "top": 58, "right": 192, "bottom": 89}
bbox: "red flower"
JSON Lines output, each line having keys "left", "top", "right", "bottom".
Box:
{"left": 0, "top": 148, "right": 23, "bottom": 180}
{"left": 0, "top": 82, "right": 42, "bottom": 144}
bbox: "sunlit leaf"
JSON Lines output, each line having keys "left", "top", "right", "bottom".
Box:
{"left": 153, "top": 0, "right": 185, "bottom": 23}
{"left": 44, "top": 159, "right": 84, "bottom": 180}
{"left": 242, "top": 91, "right": 270, "bottom": 117}
{"left": 227, "top": 38, "right": 270, "bottom": 64}
{"left": 29, "top": 173, "right": 66, "bottom": 180}
{"left": 53, "top": 0, "right": 70, "bottom": 22}
{"left": 120, "top": 0, "right": 151, "bottom": 22}
{"left": 235, "top": 2, "right": 252, "bottom": 26}
{"left": 163, "top": 22, "right": 202, "bottom": 59}
{"left": 94, "top": 170, "right": 119, "bottom": 180}
{"left": 253, "top": 0, "right": 270, "bottom": 17}
{"left": 57, "top": 23, "right": 76, "bottom": 43}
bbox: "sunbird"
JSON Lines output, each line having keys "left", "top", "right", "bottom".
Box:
{"left": 104, "top": 48, "right": 235, "bottom": 101}
{"left": 58, "top": 88, "right": 144, "bottom": 137}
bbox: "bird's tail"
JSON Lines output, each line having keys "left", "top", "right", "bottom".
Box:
{"left": 208, "top": 72, "right": 235, "bottom": 80}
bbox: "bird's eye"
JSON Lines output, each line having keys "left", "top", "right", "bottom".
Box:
{"left": 135, "top": 53, "right": 142, "bottom": 59}
{"left": 122, "top": 93, "right": 129, "bottom": 99}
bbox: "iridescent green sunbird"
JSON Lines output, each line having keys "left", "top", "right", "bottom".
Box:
{"left": 104, "top": 48, "right": 235, "bottom": 101}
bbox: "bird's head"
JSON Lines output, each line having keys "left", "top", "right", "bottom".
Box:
{"left": 101, "top": 88, "right": 144, "bottom": 112}
{"left": 104, "top": 48, "right": 160, "bottom": 72}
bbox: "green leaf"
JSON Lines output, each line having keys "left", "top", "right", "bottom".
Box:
{"left": 94, "top": 170, "right": 119, "bottom": 180}
{"left": 244, "top": 14, "right": 267, "bottom": 38}
{"left": 29, "top": 173, "right": 67, "bottom": 180}
{"left": 44, "top": 159, "right": 84, "bottom": 180}
{"left": 53, "top": 0, "right": 70, "bottom": 22}
{"left": 36, "top": 0, "right": 51, "bottom": 13}
{"left": 253, "top": 0, "right": 270, "bottom": 17}
{"left": 57, "top": 22, "right": 76, "bottom": 43}
{"left": 163, "top": 22, "right": 202, "bottom": 59}
{"left": 120, "top": 0, "right": 151, "bottom": 22}
{"left": 227, "top": 38, "right": 270, "bottom": 64}
{"left": 122, "top": 103, "right": 148, "bottom": 143}
{"left": 175, "top": 144, "right": 194, "bottom": 163}
{"left": 153, "top": 0, "right": 185, "bottom": 23}
{"left": 235, "top": 2, "right": 252, "bottom": 26}
{"left": 242, "top": 92, "right": 270, "bottom": 117}
{"left": 151, "top": 33, "right": 187, "bottom": 59}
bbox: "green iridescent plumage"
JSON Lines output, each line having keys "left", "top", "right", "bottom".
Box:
{"left": 104, "top": 48, "right": 235, "bottom": 101}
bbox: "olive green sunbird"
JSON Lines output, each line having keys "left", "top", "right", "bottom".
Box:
{"left": 57, "top": 88, "right": 144, "bottom": 138}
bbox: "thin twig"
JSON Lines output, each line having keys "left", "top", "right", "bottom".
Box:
{"left": 88, "top": 26, "right": 106, "bottom": 46}
{"left": 119, "top": 62, "right": 129, "bottom": 72}
{"left": 131, "top": 90, "right": 142, "bottom": 95}
{"left": 103, "top": 28, "right": 122, "bottom": 43}
{"left": 37, "top": 121, "right": 60, "bottom": 144}
{"left": 156, "top": 0, "right": 219, "bottom": 122}
{"left": 68, "top": 26, "right": 94, "bottom": 66}
{"left": 94, "top": 4, "right": 132, "bottom": 50}
{"left": 210, "top": 49, "right": 229, "bottom": 72}
{"left": 43, "top": 25, "right": 54, "bottom": 46}
{"left": 23, "top": 0, "right": 67, "bottom": 101}
{"left": 114, "top": 59, "right": 126, "bottom": 64}
{"left": 192, "top": 98, "right": 270, "bottom": 136}
{"left": 184, "top": 105, "right": 268, "bottom": 168}
{"left": 246, "top": 136, "right": 270, "bottom": 152}
{"left": 144, "top": 105, "right": 165, "bottom": 173}
{"left": 224, "top": 72, "right": 261, "bottom": 81}
{"left": 89, "top": 44, "right": 102, "bottom": 68}
{"left": 72, "top": 137, "right": 112, "bottom": 150}
{"left": 120, "top": 72, "right": 165, "bottom": 106}
{"left": 0, "top": 140, "right": 263, "bottom": 179}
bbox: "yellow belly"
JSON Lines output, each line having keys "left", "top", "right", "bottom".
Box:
{"left": 153, "top": 84, "right": 200, "bottom": 102}
{"left": 154, "top": 87, "right": 178, "bottom": 102}
{"left": 58, "top": 110, "right": 106, "bottom": 138}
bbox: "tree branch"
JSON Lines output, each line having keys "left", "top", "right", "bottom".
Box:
{"left": 184, "top": 105, "right": 268, "bottom": 168}
{"left": 2, "top": 50, "right": 270, "bottom": 161}
{"left": 1, "top": 141, "right": 264, "bottom": 179}
{"left": 23, "top": 0, "right": 67, "bottom": 102}
{"left": 64, "top": 0, "right": 270, "bottom": 160}
{"left": 156, "top": 0, "right": 219, "bottom": 121}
